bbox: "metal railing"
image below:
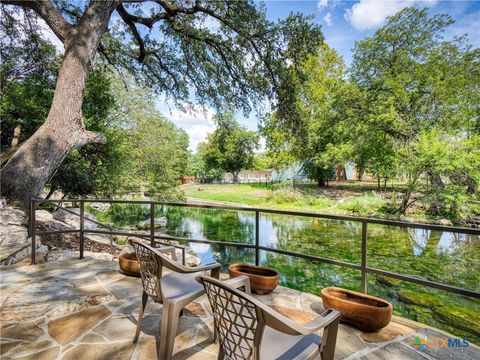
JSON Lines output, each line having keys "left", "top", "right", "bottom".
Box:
{"left": 30, "top": 198, "right": 480, "bottom": 300}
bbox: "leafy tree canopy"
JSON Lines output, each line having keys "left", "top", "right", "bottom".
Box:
{"left": 199, "top": 113, "right": 259, "bottom": 182}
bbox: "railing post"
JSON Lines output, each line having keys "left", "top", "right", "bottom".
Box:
{"left": 361, "top": 220, "right": 368, "bottom": 293}
{"left": 31, "top": 199, "right": 36, "bottom": 264}
{"left": 255, "top": 210, "right": 260, "bottom": 266}
{"left": 79, "top": 200, "right": 84, "bottom": 259}
{"left": 150, "top": 202, "right": 155, "bottom": 247}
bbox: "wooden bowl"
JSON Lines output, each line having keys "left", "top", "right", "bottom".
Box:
{"left": 119, "top": 252, "right": 140, "bottom": 277}
{"left": 321, "top": 287, "right": 392, "bottom": 332}
{"left": 228, "top": 263, "right": 279, "bottom": 295}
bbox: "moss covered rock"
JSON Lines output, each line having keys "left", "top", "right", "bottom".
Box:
{"left": 397, "top": 290, "right": 442, "bottom": 307}
{"left": 377, "top": 276, "right": 401, "bottom": 287}
{"left": 434, "top": 305, "right": 480, "bottom": 337}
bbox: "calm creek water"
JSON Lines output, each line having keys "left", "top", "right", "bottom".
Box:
{"left": 91, "top": 203, "right": 480, "bottom": 344}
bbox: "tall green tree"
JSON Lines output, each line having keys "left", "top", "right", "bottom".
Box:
{"left": 1, "top": 0, "right": 322, "bottom": 208}
{"left": 350, "top": 7, "right": 480, "bottom": 214}
{"left": 262, "top": 44, "right": 347, "bottom": 185}
{"left": 200, "top": 113, "right": 259, "bottom": 182}
{"left": 106, "top": 73, "right": 191, "bottom": 196}
{"left": 0, "top": 15, "right": 126, "bottom": 197}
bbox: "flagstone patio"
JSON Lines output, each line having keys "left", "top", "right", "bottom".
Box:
{"left": 1, "top": 257, "right": 479, "bottom": 360}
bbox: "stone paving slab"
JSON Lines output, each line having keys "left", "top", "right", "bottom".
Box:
{"left": 1, "top": 257, "right": 478, "bottom": 359}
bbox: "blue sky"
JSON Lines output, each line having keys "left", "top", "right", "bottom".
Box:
{"left": 38, "top": 0, "right": 480, "bottom": 151}
{"left": 265, "top": 0, "right": 479, "bottom": 65}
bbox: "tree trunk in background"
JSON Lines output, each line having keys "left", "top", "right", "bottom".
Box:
{"left": 232, "top": 172, "right": 239, "bottom": 183}
{"left": 335, "top": 164, "right": 346, "bottom": 181}
{"left": 0, "top": 1, "right": 115, "bottom": 209}
{"left": 10, "top": 125, "right": 21, "bottom": 148}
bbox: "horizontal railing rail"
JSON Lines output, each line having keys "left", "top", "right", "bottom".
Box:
{"left": 30, "top": 197, "right": 480, "bottom": 300}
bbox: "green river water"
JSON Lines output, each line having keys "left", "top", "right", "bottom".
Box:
{"left": 89, "top": 203, "right": 480, "bottom": 344}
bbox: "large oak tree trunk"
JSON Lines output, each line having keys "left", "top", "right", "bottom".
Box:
{"left": 0, "top": 1, "right": 116, "bottom": 208}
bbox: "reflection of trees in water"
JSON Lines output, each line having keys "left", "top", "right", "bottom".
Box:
{"left": 104, "top": 205, "right": 479, "bottom": 293}
{"left": 163, "top": 207, "right": 254, "bottom": 244}
{"left": 102, "top": 203, "right": 150, "bottom": 227}
{"left": 162, "top": 207, "right": 255, "bottom": 271}
{"left": 368, "top": 225, "right": 480, "bottom": 291}
{"left": 265, "top": 214, "right": 362, "bottom": 264}
{"left": 211, "top": 245, "right": 255, "bottom": 272}
{"left": 261, "top": 252, "right": 361, "bottom": 295}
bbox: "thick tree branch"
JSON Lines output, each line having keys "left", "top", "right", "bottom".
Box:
{"left": 116, "top": 3, "right": 167, "bottom": 28}
{"left": 154, "top": 0, "right": 199, "bottom": 15}
{"left": 80, "top": 131, "right": 107, "bottom": 146}
{"left": 116, "top": 4, "right": 146, "bottom": 62}
{"left": 3, "top": 0, "right": 72, "bottom": 44}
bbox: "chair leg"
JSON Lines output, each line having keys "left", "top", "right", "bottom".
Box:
{"left": 158, "top": 302, "right": 181, "bottom": 360}
{"left": 213, "top": 318, "right": 218, "bottom": 343}
{"left": 217, "top": 347, "right": 225, "bottom": 360}
{"left": 320, "top": 317, "right": 340, "bottom": 360}
{"left": 133, "top": 291, "right": 148, "bottom": 343}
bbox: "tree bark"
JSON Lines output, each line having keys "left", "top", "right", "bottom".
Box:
{"left": 0, "top": 1, "right": 116, "bottom": 208}
{"left": 232, "top": 172, "right": 239, "bottom": 183}
{"left": 10, "top": 125, "right": 22, "bottom": 148}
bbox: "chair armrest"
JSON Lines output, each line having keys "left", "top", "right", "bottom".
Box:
{"left": 224, "top": 275, "right": 251, "bottom": 295}
{"left": 155, "top": 246, "right": 177, "bottom": 261}
{"left": 154, "top": 240, "right": 188, "bottom": 263}
{"left": 262, "top": 306, "right": 341, "bottom": 336}
{"left": 160, "top": 252, "right": 221, "bottom": 276}
{"left": 299, "top": 309, "right": 341, "bottom": 332}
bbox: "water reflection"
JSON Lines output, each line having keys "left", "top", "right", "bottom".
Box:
{"left": 101, "top": 203, "right": 478, "bottom": 292}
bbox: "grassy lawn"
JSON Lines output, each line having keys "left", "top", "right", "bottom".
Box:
{"left": 182, "top": 183, "right": 388, "bottom": 217}
{"left": 182, "top": 183, "right": 271, "bottom": 205}
{"left": 181, "top": 182, "right": 471, "bottom": 224}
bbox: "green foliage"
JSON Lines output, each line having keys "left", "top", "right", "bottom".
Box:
{"left": 337, "top": 193, "right": 385, "bottom": 215}
{"left": 106, "top": 73, "right": 191, "bottom": 195}
{"left": 349, "top": 7, "right": 479, "bottom": 216}
{"left": 252, "top": 153, "right": 273, "bottom": 171}
{"left": 199, "top": 113, "right": 259, "bottom": 182}
{"left": 262, "top": 7, "right": 479, "bottom": 221}
{"left": 101, "top": 1, "right": 323, "bottom": 124}
{"left": 263, "top": 44, "right": 348, "bottom": 185}
{"left": 0, "top": 13, "right": 60, "bottom": 151}
{"left": 186, "top": 153, "right": 223, "bottom": 182}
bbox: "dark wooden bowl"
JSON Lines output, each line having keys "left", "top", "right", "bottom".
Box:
{"left": 228, "top": 263, "right": 279, "bottom": 295}
{"left": 119, "top": 252, "right": 140, "bottom": 277}
{"left": 321, "top": 287, "right": 392, "bottom": 332}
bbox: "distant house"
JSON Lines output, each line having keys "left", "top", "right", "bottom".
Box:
{"left": 271, "top": 163, "right": 310, "bottom": 182}
{"left": 222, "top": 170, "right": 272, "bottom": 183}
{"left": 180, "top": 176, "right": 195, "bottom": 184}
{"left": 220, "top": 162, "right": 315, "bottom": 183}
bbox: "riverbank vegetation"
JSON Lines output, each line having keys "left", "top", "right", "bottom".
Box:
{"left": 182, "top": 182, "right": 480, "bottom": 225}
{"left": 261, "top": 8, "right": 480, "bottom": 224}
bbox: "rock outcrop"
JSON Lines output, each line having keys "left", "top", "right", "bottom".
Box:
{"left": 0, "top": 206, "right": 46, "bottom": 265}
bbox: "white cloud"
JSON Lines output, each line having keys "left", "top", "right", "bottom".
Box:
{"left": 344, "top": 0, "right": 437, "bottom": 30}
{"left": 157, "top": 100, "right": 216, "bottom": 152}
{"left": 323, "top": 12, "right": 333, "bottom": 26}
{"left": 317, "top": 0, "right": 328, "bottom": 10}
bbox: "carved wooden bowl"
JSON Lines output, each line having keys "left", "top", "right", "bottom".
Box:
{"left": 119, "top": 252, "right": 140, "bottom": 277}
{"left": 321, "top": 287, "right": 392, "bottom": 332}
{"left": 228, "top": 263, "right": 279, "bottom": 295}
